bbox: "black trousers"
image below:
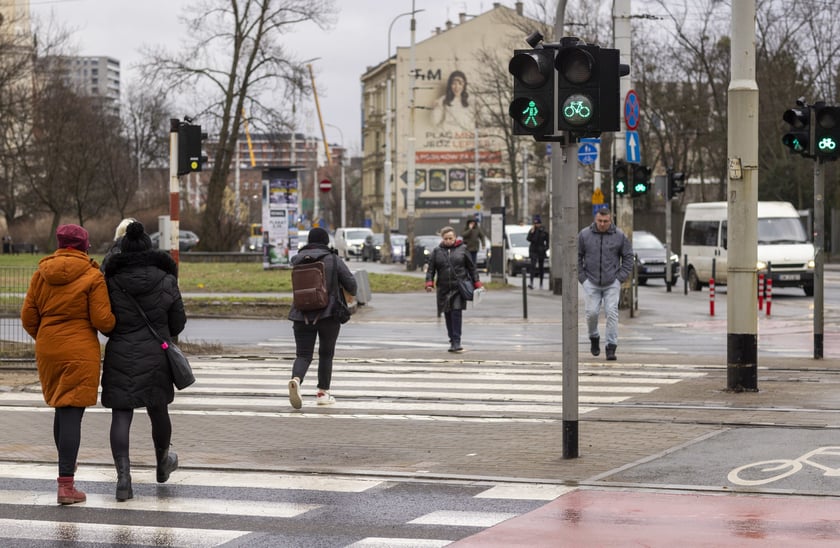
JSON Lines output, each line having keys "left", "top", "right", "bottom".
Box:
{"left": 530, "top": 254, "right": 546, "bottom": 285}
{"left": 292, "top": 317, "right": 341, "bottom": 390}
{"left": 110, "top": 406, "right": 172, "bottom": 459}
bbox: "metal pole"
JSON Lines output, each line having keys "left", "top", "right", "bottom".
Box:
{"left": 383, "top": 79, "right": 393, "bottom": 262}
{"left": 405, "top": 1, "right": 418, "bottom": 270}
{"left": 168, "top": 119, "right": 181, "bottom": 265}
{"left": 814, "top": 159, "right": 825, "bottom": 358}
{"left": 665, "top": 175, "right": 673, "bottom": 292}
{"left": 726, "top": 0, "right": 759, "bottom": 391}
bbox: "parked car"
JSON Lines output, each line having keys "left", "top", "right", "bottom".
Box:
{"left": 334, "top": 227, "right": 373, "bottom": 260}
{"left": 390, "top": 234, "right": 407, "bottom": 263}
{"left": 633, "top": 230, "right": 680, "bottom": 285}
{"left": 475, "top": 237, "right": 490, "bottom": 271}
{"left": 361, "top": 233, "right": 384, "bottom": 262}
{"left": 505, "top": 224, "right": 550, "bottom": 277}
{"left": 150, "top": 230, "right": 200, "bottom": 252}
{"left": 413, "top": 234, "right": 441, "bottom": 271}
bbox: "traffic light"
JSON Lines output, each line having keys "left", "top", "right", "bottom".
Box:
{"left": 782, "top": 105, "right": 812, "bottom": 158}
{"left": 667, "top": 168, "right": 685, "bottom": 199}
{"left": 508, "top": 48, "right": 555, "bottom": 137}
{"left": 813, "top": 104, "right": 840, "bottom": 161}
{"left": 613, "top": 159, "right": 629, "bottom": 196}
{"left": 554, "top": 41, "right": 627, "bottom": 136}
{"left": 632, "top": 164, "right": 651, "bottom": 197}
{"left": 177, "top": 122, "right": 208, "bottom": 176}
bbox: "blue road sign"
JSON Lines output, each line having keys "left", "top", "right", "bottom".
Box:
{"left": 626, "top": 130, "right": 640, "bottom": 163}
{"left": 593, "top": 203, "right": 610, "bottom": 216}
{"left": 578, "top": 143, "right": 598, "bottom": 165}
{"left": 625, "top": 90, "right": 640, "bottom": 130}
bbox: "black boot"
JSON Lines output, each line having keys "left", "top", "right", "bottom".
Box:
{"left": 606, "top": 344, "right": 617, "bottom": 361}
{"left": 155, "top": 447, "right": 179, "bottom": 483}
{"left": 114, "top": 456, "right": 133, "bottom": 501}
{"left": 590, "top": 337, "right": 600, "bottom": 356}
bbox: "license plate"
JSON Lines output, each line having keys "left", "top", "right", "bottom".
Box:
{"left": 779, "top": 274, "right": 800, "bottom": 281}
{"left": 646, "top": 266, "right": 665, "bottom": 273}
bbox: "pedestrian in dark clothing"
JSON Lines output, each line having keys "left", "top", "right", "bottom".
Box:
{"left": 577, "top": 208, "right": 633, "bottom": 361}
{"left": 288, "top": 228, "right": 357, "bottom": 409}
{"left": 102, "top": 221, "right": 187, "bottom": 501}
{"left": 461, "top": 217, "right": 487, "bottom": 266}
{"left": 21, "top": 224, "right": 116, "bottom": 505}
{"left": 527, "top": 215, "right": 549, "bottom": 289}
{"left": 425, "top": 226, "right": 484, "bottom": 352}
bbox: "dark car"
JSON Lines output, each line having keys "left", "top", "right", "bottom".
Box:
{"left": 361, "top": 233, "right": 384, "bottom": 262}
{"left": 413, "top": 234, "right": 441, "bottom": 271}
{"left": 150, "top": 230, "right": 200, "bottom": 252}
{"left": 634, "top": 230, "right": 679, "bottom": 285}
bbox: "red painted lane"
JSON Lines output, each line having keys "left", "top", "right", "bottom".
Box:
{"left": 452, "top": 489, "right": 840, "bottom": 547}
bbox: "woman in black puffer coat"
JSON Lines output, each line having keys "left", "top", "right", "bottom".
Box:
{"left": 425, "top": 226, "right": 483, "bottom": 352}
{"left": 102, "top": 221, "right": 186, "bottom": 502}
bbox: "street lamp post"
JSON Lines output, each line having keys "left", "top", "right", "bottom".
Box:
{"left": 325, "top": 123, "right": 346, "bottom": 229}
{"left": 386, "top": 8, "right": 424, "bottom": 265}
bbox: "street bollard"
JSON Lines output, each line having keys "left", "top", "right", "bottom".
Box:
{"left": 758, "top": 272, "right": 764, "bottom": 310}
{"left": 766, "top": 278, "right": 773, "bottom": 316}
{"left": 709, "top": 277, "right": 715, "bottom": 316}
{"left": 521, "top": 266, "right": 528, "bottom": 319}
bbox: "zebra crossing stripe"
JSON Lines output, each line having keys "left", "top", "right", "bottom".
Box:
{"left": 0, "top": 463, "right": 384, "bottom": 492}
{"left": 408, "top": 510, "right": 518, "bottom": 527}
{"left": 0, "top": 518, "right": 248, "bottom": 547}
{"left": 348, "top": 538, "right": 451, "bottom": 547}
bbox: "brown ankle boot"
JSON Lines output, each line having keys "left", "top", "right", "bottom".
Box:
{"left": 57, "top": 476, "right": 86, "bottom": 505}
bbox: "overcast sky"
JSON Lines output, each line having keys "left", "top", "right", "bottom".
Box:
{"left": 30, "top": 0, "right": 502, "bottom": 154}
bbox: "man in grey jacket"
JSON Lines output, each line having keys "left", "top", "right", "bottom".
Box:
{"left": 577, "top": 207, "right": 634, "bottom": 360}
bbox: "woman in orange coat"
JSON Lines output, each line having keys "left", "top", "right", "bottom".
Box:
{"left": 21, "top": 224, "right": 115, "bottom": 505}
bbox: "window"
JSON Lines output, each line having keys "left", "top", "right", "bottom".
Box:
{"left": 683, "top": 220, "right": 719, "bottom": 246}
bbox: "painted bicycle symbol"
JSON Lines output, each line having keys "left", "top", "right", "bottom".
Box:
{"left": 564, "top": 100, "right": 591, "bottom": 120}
{"left": 727, "top": 446, "right": 840, "bottom": 486}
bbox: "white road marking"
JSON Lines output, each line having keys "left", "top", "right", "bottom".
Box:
{"left": 474, "top": 484, "right": 575, "bottom": 500}
{"left": 408, "top": 510, "right": 517, "bottom": 527}
{"left": 0, "top": 518, "right": 248, "bottom": 547}
{"left": 348, "top": 538, "right": 451, "bottom": 547}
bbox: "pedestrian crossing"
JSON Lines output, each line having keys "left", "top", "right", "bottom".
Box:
{"left": 0, "top": 358, "right": 706, "bottom": 421}
{"left": 0, "top": 463, "right": 573, "bottom": 547}
{"left": 0, "top": 359, "right": 704, "bottom": 546}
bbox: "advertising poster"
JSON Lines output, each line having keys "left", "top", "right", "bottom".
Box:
{"left": 262, "top": 169, "right": 299, "bottom": 268}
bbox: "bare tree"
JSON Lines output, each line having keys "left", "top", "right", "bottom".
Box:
{"left": 139, "top": 0, "right": 336, "bottom": 250}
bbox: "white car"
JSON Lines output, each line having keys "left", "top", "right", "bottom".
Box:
{"left": 504, "top": 224, "right": 549, "bottom": 278}
{"left": 334, "top": 227, "right": 373, "bottom": 260}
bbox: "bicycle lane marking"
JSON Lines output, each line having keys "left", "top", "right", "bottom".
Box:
{"left": 728, "top": 446, "right": 840, "bottom": 487}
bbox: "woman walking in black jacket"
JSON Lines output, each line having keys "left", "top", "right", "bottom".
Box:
{"left": 425, "top": 226, "right": 483, "bottom": 352}
{"left": 101, "top": 222, "right": 187, "bottom": 501}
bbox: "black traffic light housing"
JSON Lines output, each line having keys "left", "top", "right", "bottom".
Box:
{"left": 666, "top": 168, "right": 685, "bottom": 199}
{"left": 782, "top": 103, "right": 813, "bottom": 158}
{"left": 509, "top": 44, "right": 555, "bottom": 137}
{"left": 613, "top": 159, "right": 629, "bottom": 196}
{"left": 177, "top": 121, "right": 208, "bottom": 176}
{"left": 813, "top": 104, "right": 840, "bottom": 161}
{"left": 554, "top": 38, "right": 628, "bottom": 137}
{"left": 631, "top": 164, "right": 651, "bottom": 197}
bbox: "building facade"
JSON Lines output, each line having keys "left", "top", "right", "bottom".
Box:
{"left": 360, "top": 2, "right": 531, "bottom": 235}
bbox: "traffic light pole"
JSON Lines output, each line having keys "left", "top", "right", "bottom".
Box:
{"left": 168, "top": 119, "right": 181, "bottom": 265}
{"left": 814, "top": 160, "right": 825, "bottom": 358}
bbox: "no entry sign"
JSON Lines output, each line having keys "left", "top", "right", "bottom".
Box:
{"left": 319, "top": 179, "right": 332, "bottom": 192}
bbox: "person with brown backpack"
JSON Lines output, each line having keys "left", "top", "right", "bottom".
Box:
{"left": 287, "top": 228, "right": 357, "bottom": 409}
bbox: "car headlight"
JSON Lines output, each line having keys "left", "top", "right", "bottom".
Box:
{"left": 756, "top": 260, "right": 767, "bottom": 271}
{"left": 807, "top": 259, "right": 816, "bottom": 269}
{"left": 514, "top": 253, "right": 524, "bottom": 261}
{"left": 670, "top": 254, "right": 679, "bottom": 263}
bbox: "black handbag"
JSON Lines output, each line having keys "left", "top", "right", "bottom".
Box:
{"left": 332, "top": 255, "right": 352, "bottom": 324}
{"left": 458, "top": 278, "right": 475, "bottom": 301}
{"left": 114, "top": 282, "right": 195, "bottom": 390}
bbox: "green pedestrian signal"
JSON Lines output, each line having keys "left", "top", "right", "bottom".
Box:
{"left": 509, "top": 44, "right": 555, "bottom": 137}
{"left": 613, "top": 159, "right": 629, "bottom": 196}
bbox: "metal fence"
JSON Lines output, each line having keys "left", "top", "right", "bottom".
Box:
{"left": 0, "top": 267, "right": 35, "bottom": 359}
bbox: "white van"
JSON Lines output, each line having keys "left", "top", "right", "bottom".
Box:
{"left": 681, "top": 201, "right": 815, "bottom": 295}
{"left": 334, "top": 227, "right": 373, "bottom": 261}
{"left": 504, "top": 224, "right": 550, "bottom": 277}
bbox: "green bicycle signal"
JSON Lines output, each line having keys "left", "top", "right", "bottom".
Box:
{"left": 561, "top": 93, "right": 593, "bottom": 126}
{"left": 818, "top": 137, "right": 837, "bottom": 151}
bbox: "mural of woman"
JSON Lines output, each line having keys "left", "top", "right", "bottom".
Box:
{"left": 431, "top": 70, "right": 473, "bottom": 130}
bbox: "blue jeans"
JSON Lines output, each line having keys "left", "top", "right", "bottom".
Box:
{"left": 583, "top": 279, "right": 620, "bottom": 346}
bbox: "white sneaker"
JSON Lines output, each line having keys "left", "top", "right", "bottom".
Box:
{"left": 288, "top": 378, "right": 302, "bottom": 409}
{"left": 316, "top": 391, "right": 335, "bottom": 406}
